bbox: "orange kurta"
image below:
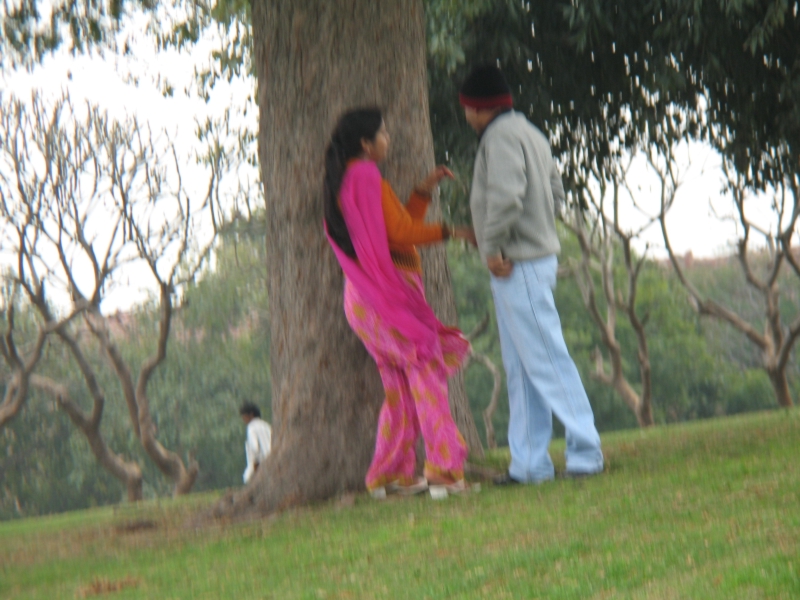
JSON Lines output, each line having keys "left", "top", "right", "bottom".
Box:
{"left": 380, "top": 180, "right": 445, "bottom": 272}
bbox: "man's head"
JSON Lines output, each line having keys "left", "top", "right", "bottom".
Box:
{"left": 459, "top": 64, "right": 513, "bottom": 134}
{"left": 239, "top": 402, "right": 261, "bottom": 424}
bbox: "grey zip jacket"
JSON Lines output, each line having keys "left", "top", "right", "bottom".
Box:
{"left": 469, "top": 111, "right": 565, "bottom": 262}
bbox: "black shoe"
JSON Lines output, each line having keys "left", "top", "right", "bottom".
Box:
{"left": 493, "top": 472, "right": 522, "bottom": 486}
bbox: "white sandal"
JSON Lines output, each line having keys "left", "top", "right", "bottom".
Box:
{"left": 387, "top": 477, "right": 429, "bottom": 496}
{"left": 370, "top": 487, "right": 388, "bottom": 500}
{"left": 429, "top": 479, "right": 476, "bottom": 499}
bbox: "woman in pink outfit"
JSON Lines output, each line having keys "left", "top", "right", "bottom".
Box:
{"left": 323, "top": 108, "right": 474, "bottom": 496}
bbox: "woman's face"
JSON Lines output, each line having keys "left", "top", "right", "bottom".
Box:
{"left": 362, "top": 121, "right": 390, "bottom": 162}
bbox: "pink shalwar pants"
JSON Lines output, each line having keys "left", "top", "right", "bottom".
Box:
{"left": 343, "top": 274, "right": 469, "bottom": 490}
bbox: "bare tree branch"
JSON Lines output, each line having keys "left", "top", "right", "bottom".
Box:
{"left": 0, "top": 374, "right": 27, "bottom": 427}
{"left": 0, "top": 283, "right": 85, "bottom": 427}
{"left": 656, "top": 142, "right": 796, "bottom": 407}
{"left": 561, "top": 148, "right": 656, "bottom": 426}
{"left": 30, "top": 373, "right": 143, "bottom": 501}
{"left": 654, "top": 149, "right": 769, "bottom": 351}
{"left": 90, "top": 287, "right": 198, "bottom": 494}
{"left": 461, "top": 313, "right": 502, "bottom": 449}
{"left": 465, "top": 313, "right": 490, "bottom": 342}
{"left": 471, "top": 352, "right": 501, "bottom": 450}
{"left": 0, "top": 91, "right": 237, "bottom": 494}
{"left": 778, "top": 175, "right": 800, "bottom": 279}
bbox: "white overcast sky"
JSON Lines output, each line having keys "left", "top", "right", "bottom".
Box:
{"left": 2, "top": 18, "right": 778, "bottom": 311}
{"left": 1, "top": 17, "right": 256, "bottom": 312}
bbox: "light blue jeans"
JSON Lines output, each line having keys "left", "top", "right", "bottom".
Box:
{"left": 490, "top": 255, "right": 603, "bottom": 482}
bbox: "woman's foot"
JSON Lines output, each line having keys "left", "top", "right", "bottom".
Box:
{"left": 370, "top": 487, "right": 388, "bottom": 500}
{"left": 386, "top": 477, "right": 429, "bottom": 496}
{"left": 428, "top": 478, "right": 470, "bottom": 496}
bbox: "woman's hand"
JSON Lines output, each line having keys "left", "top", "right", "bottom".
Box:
{"left": 415, "top": 165, "right": 455, "bottom": 196}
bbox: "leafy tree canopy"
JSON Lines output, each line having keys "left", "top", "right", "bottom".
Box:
{"left": 5, "top": 0, "right": 796, "bottom": 190}
{"left": 435, "top": 0, "right": 799, "bottom": 192}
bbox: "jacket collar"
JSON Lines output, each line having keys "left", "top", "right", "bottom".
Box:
{"left": 479, "top": 108, "right": 514, "bottom": 140}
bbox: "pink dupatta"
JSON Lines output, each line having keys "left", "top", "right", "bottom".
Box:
{"left": 325, "top": 160, "right": 462, "bottom": 364}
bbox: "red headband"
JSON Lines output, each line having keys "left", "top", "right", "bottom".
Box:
{"left": 458, "top": 93, "right": 513, "bottom": 110}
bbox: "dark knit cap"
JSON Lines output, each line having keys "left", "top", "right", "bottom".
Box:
{"left": 459, "top": 64, "right": 513, "bottom": 110}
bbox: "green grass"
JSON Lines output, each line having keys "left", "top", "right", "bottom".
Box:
{"left": 2, "top": 409, "right": 799, "bottom": 599}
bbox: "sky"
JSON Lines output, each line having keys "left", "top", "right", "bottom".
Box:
{"left": 1, "top": 16, "right": 779, "bottom": 312}
{"left": 1, "top": 18, "right": 257, "bottom": 313}
{"left": 611, "top": 143, "right": 739, "bottom": 260}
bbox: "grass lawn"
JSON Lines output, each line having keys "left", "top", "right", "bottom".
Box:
{"left": 1, "top": 409, "right": 798, "bottom": 599}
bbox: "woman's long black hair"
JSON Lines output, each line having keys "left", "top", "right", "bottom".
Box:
{"left": 323, "top": 107, "right": 383, "bottom": 258}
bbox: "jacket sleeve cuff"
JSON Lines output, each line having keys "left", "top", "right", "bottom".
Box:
{"left": 481, "top": 242, "right": 502, "bottom": 258}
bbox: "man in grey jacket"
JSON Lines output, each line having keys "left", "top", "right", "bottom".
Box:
{"left": 460, "top": 64, "right": 603, "bottom": 484}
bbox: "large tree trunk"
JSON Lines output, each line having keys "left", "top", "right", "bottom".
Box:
{"left": 214, "top": 0, "right": 480, "bottom": 518}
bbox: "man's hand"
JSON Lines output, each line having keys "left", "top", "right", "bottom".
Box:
{"left": 487, "top": 254, "right": 513, "bottom": 278}
{"left": 451, "top": 226, "right": 477, "bottom": 247}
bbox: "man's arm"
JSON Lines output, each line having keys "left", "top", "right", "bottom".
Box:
{"left": 382, "top": 183, "right": 446, "bottom": 246}
{"left": 481, "top": 135, "right": 527, "bottom": 259}
{"left": 550, "top": 161, "right": 566, "bottom": 219}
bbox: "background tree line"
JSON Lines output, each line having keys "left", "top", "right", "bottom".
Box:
{"left": 2, "top": 0, "right": 798, "bottom": 519}
{"left": 3, "top": 217, "right": 796, "bottom": 519}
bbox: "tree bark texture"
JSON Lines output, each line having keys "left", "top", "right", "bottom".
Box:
{"left": 215, "top": 0, "right": 480, "bottom": 518}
